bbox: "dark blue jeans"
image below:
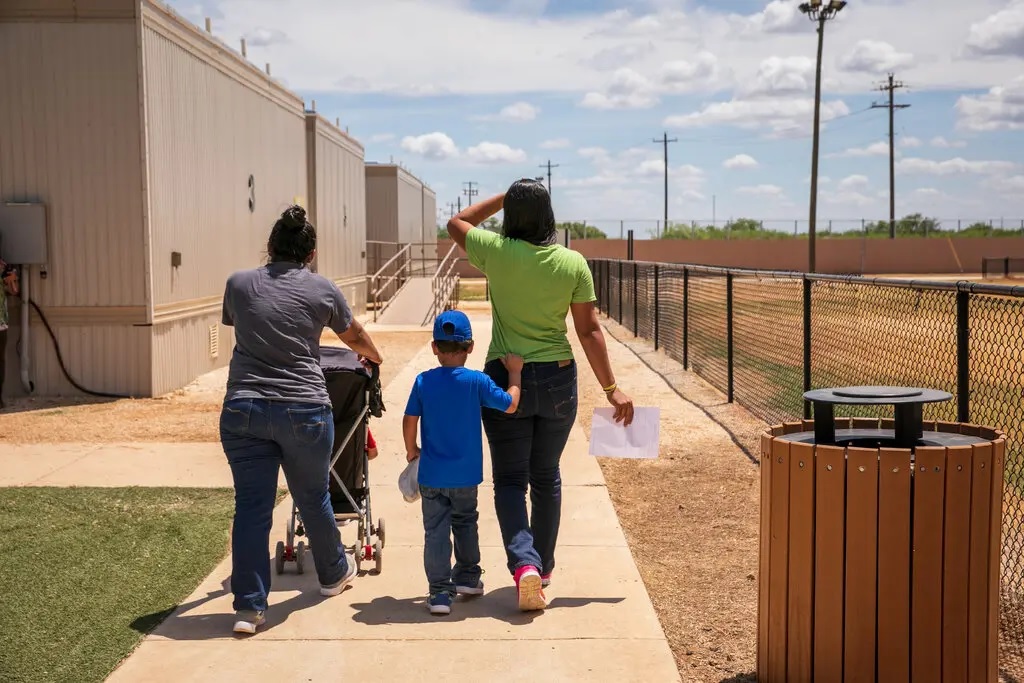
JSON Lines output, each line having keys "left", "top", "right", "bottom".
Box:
{"left": 420, "top": 485, "right": 481, "bottom": 595}
{"left": 220, "top": 398, "right": 349, "bottom": 612}
{"left": 482, "top": 359, "right": 577, "bottom": 576}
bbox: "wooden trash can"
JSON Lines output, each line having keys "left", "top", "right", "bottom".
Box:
{"left": 757, "top": 418, "right": 1006, "bottom": 683}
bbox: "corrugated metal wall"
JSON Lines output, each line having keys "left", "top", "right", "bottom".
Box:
{"left": 142, "top": 2, "right": 308, "bottom": 394}
{"left": 397, "top": 169, "right": 424, "bottom": 245}
{"left": 306, "top": 113, "right": 366, "bottom": 296}
{"left": 421, "top": 186, "right": 438, "bottom": 262}
{"left": 0, "top": 12, "right": 151, "bottom": 397}
{"left": 365, "top": 165, "right": 398, "bottom": 244}
{"left": 143, "top": 3, "right": 307, "bottom": 309}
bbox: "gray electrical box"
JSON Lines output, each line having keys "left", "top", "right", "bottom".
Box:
{"left": 0, "top": 202, "right": 48, "bottom": 265}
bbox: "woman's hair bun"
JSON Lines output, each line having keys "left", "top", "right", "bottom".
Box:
{"left": 281, "top": 205, "right": 307, "bottom": 230}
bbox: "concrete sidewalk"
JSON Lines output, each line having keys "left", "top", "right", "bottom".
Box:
{"left": 106, "top": 311, "right": 681, "bottom": 683}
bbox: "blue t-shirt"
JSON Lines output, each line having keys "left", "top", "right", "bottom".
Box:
{"left": 404, "top": 366, "right": 513, "bottom": 488}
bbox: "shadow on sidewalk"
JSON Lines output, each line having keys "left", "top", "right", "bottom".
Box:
{"left": 350, "top": 587, "right": 624, "bottom": 626}
{"left": 130, "top": 573, "right": 349, "bottom": 640}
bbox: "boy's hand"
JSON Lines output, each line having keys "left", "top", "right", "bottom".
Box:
{"left": 406, "top": 445, "right": 421, "bottom": 463}
{"left": 501, "top": 353, "right": 524, "bottom": 374}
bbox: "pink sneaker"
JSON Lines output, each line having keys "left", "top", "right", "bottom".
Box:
{"left": 514, "top": 566, "right": 547, "bottom": 612}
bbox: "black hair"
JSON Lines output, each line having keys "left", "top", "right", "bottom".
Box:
{"left": 435, "top": 340, "right": 473, "bottom": 354}
{"left": 267, "top": 205, "right": 316, "bottom": 264}
{"left": 502, "top": 178, "right": 556, "bottom": 246}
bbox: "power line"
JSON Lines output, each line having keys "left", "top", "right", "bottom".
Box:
{"left": 462, "top": 181, "right": 478, "bottom": 206}
{"left": 652, "top": 132, "right": 678, "bottom": 240}
{"left": 539, "top": 160, "right": 560, "bottom": 195}
{"left": 870, "top": 73, "right": 911, "bottom": 239}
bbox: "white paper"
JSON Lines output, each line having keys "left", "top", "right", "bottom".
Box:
{"left": 588, "top": 407, "right": 661, "bottom": 459}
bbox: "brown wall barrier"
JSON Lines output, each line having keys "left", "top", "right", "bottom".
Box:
{"left": 567, "top": 237, "right": 1024, "bottom": 275}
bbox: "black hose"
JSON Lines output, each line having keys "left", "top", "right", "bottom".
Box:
{"left": 27, "top": 299, "right": 134, "bottom": 399}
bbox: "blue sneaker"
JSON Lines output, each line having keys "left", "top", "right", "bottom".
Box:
{"left": 428, "top": 592, "right": 452, "bottom": 616}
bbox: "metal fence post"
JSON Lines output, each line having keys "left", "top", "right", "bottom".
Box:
{"left": 726, "top": 272, "right": 734, "bottom": 403}
{"left": 618, "top": 260, "right": 623, "bottom": 324}
{"left": 604, "top": 261, "right": 610, "bottom": 316}
{"left": 653, "top": 264, "right": 660, "bottom": 350}
{"left": 803, "top": 276, "right": 812, "bottom": 419}
{"left": 633, "top": 262, "right": 639, "bottom": 337}
{"left": 957, "top": 290, "right": 970, "bottom": 422}
{"left": 683, "top": 267, "right": 690, "bottom": 370}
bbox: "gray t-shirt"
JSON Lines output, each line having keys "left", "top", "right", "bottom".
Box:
{"left": 222, "top": 262, "right": 353, "bottom": 404}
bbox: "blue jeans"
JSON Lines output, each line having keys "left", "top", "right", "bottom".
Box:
{"left": 420, "top": 485, "right": 481, "bottom": 596}
{"left": 482, "top": 359, "right": 577, "bottom": 576}
{"left": 220, "top": 397, "right": 349, "bottom": 612}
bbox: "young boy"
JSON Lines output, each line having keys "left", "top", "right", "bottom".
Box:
{"left": 403, "top": 310, "right": 522, "bottom": 615}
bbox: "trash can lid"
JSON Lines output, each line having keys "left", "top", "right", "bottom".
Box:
{"left": 832, "top": 386, "right": 923, "bottom": 399}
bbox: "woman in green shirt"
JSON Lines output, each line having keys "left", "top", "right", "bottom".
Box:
{"left": 447, "top": 179, "right": 633, "bottom": 612}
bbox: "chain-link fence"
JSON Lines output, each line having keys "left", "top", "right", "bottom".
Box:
{"left": 590, "top": 258, "right": 1024, "bottom": 681}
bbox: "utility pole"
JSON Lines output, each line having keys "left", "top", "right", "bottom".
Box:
{"left": 539, "top": 160, "right": 560, "bottom": 195}
{"left": 652, "top": 132, "right": 678, "bottom": 239}
{"left": 871, "top": 72, "right": 910, "bottom": 240}
{"left": 457, "top": 196, "right": 462, "bottom": 213}
{"left": 462, "top": 182, "right": 478, "bottom": 206}
{"left": 446, "top": 202, "right": 455, "bottom": 219}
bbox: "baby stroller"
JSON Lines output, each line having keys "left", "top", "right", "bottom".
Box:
{"left": 274, "top": 346, "right": 387, "bottom": 576}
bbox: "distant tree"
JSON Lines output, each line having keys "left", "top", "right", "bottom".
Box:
{"left": 557, "top": 221, "right": 607, "bottom": 239}
{"left": 481, "top": 217, "right": 501, "bottom": 233}
{"left": 437, "top": 225, "right": 449, "bottom": 239}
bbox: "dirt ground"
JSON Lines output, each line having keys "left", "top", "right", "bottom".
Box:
{"left": 0, "top": 330, "right": 432, "bottom": 443}
{"left": 569, "top": 318, "right": 763, "bottom": 682}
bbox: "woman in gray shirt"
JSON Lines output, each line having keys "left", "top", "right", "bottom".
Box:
{"left": 221, "top": 205, "right": 383, "bottom": 635}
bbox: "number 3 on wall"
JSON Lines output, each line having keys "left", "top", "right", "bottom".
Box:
{"left": 248, "top": 174, "right": 255, "bottom": 213}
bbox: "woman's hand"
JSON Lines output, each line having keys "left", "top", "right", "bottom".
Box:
{"left": 606, "top": 388, "right": 634, "bottom": 426}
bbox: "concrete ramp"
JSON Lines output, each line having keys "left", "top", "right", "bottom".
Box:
{"left": 375, "top": 277, "right": 435, "bottom": 327}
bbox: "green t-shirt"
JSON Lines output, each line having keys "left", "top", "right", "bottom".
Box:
{"left": 465, "top": 229, "right": 596, "bottom": 363}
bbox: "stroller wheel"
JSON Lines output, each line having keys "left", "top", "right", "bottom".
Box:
{"left": 274, "top": 541, "right": 285, "bottom": 575}
{"left": 295, "top": 542, "right": 306, "bottom": 574}
{"left": 373, "top": 542, "right": 383, "bottom": 575}
{"left": 376, "top": 518, "right": 386, "bottom": 549}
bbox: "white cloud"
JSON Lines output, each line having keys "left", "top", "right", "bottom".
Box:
{"left": 476, "top": 101, "right": 540, "bottom": 123}
{"left": 827, "top": 141, "right": 889, "bottom": 159}
{"left": 723, "top": 154, "right": 759, "bottom": 170}
{"left": 583, "top": 43, "right": 656, "bottom": 71}
{"left": 838, "top": 40, "right": 914, "bottom": 73}
{"left": 955, "top": 77, "right": 1024, "bottom": 131}
{"left": 370, "top": 133, "right": 396, "bottom": 143}
{"left": 966, "top": 2, "right": 1024, "bottom": 58}
{"left": 562, "top": 146, "right": 705, "bottom": 200}
{"left": 400, "top": 132, "right": 459, "bottom": 161}
{"left": 659, "top": 52, "right": 719, "bottom": 93}
{"left": 580, "top": 68, "right": 659, "bottom": 110}
{"left": 824, "top": 191, "right": 874, "bottom": 207}
{"left": 838, "top": 174, "right": 870, "bottom": 191}
{"left": 913, "top": 187, "right": 942, "bottom": 196}
{"left": 993, "top": 175, "right": 1024, "bottom": 193}
{"left": 737, "top": 184, "right": 785, "bottom": 197}
{"left": 244, "top": 27, "right": 288, "bottom": 47}
{"left": 741, "top": 56, "right": 814, "bottom": 97}
{"left": 900, "top": 136, "right": 923, "bottom": 148}
{"left": 746, "top": 0, "right": 806, "bottom": 34}
{"left": 540, "top": 138, "right": 571, "bottom": 149}
{"left": 930, "top": 136, "right": 967, "bottom": 149}
{"left": 465, "top": 141, "right": 527, "bottom": 165}
{"left": 896, "top": 157, "right": 1018, "bottom": 175}
{"left": 666, "top": 97, "right": 850, "bottom": 136}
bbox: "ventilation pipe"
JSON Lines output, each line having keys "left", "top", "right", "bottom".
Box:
{"left": 19, "top": 265, "right": 31, "bottom": 393}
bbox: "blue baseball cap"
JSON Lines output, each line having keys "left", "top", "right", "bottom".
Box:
{"left": 433, "top": 310, "right": 473, "bottom": 342}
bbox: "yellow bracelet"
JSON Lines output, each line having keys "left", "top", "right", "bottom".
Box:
{"left": 603, "top": 383, "right": 617, "bottom": 394}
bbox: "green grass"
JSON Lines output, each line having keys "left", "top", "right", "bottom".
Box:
{"left": 459, "top": 280, "right": 488, "bottom": 302}
{"left": 0, "top": 487, "right": 236, "bottom": 683}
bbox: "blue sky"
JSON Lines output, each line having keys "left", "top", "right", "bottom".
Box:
{"left": 167, "top": 0, "right": 1024, "bottom": 237}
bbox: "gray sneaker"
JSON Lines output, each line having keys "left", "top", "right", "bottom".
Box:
{"left": 455, "top": 580, "right": 485, "bottom": 596}
{"left": 232, "top": 610, "right": 266, "bottom": 635}
{"left": 320, "top": 553, "right": 358, "bottom": 596}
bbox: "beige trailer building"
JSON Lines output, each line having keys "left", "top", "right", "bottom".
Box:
{"left": 365, "top": 163, "right": 437, "bottom": 273}
{"left": 0, "top": 0, "right": 365, "bottom": 398}
{"left": 306, "top": 113, "right": 368, "bottom": 315}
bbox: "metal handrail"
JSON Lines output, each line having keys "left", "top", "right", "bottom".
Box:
{"left": 370, "top": 244, "right": 413, "bottom": 322}
{"left": 427, "top": 244, "right": 461, "bottom": 323}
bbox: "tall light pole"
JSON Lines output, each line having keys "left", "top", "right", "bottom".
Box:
{"left": 799, "top": 0, "right": 846, "bottom": 273}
